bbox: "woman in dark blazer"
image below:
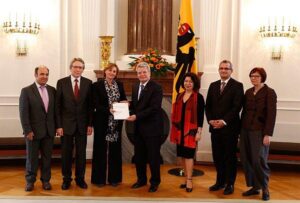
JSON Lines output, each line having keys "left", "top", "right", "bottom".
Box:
{"left": 91, "top": 63, "right": 127, "bottom": 187}
{"left": 240, "top": 67, "right": 277, "bottom": 201}
{"left": 170, "top": 72, "right": 205, "bottom": 193}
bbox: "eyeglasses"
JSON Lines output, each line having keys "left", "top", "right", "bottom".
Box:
{"left": 72, "top": 66, "right": 84, "bottom": 69}
{"left": 219, "top": 67, "right": 231, "bottom": 71}
{"left": 250, "top": 75, "right": 261, "bottom": 78}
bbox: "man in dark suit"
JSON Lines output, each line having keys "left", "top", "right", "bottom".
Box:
{"left": 19, "top": 65, "right": 56, "bottom": 191}
{"left": 127, "top": 62, "right": 163, "bottom": 193}
{"left": 55, "top": 58, "right": 93, "bottom": 190}
{"left": 205, "top": 60, "right": 244, "bottom": 195}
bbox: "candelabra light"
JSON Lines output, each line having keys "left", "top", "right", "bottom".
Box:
{"left": 259, "top": 18, "right": 298, "bottom": 60}
{"left": 99, "top": 36, "right": 113, "bottom": 69}
{"left": 2, "top": 13, "right": 40, "bottom": 56}
{"left": 3, "top": 19, "right": 40, "bottom": 35}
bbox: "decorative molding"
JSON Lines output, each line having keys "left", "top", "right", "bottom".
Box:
{"left": 277, "top": 108, "right": 300, "bottom": 111}
{"left": 0, "top": 103, "right": 18, "bottom": 106}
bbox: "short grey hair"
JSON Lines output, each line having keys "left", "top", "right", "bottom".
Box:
{"left": 136, "top": 62, "right": 150, "bottom": 72}
{"left": 219, "top": 59, "right": 233, "bottom": 70}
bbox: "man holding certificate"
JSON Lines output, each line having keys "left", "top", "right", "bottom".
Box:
{"left": 127, "top": 62, "right": 164, "bottom": 193}
{"left": 91, "top": 63, "right": 127, "bottom": 187}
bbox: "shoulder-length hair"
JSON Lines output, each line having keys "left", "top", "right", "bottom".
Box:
{"left": 180, "top": 72, "right": 200, "bottom": 91}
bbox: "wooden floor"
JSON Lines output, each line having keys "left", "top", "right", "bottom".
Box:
{"left": 0, "top": 162, "right": 299, "bottom": 201}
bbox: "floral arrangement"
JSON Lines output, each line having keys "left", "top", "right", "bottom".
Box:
{"left": 129, "top": 48, "right": 174, "bottom": 76}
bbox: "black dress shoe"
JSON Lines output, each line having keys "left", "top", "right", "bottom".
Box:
{"left": 148, "top": 185, "right": 158, "bottom": 193}
{"left": 76, "top": 180, "right": 88, "bottom": 189}
{"left": 95, "top": 183, "right": 106, "bottom": 188}
{"left": 209, "top": 183, "right": 225, "bottom": 191}
{"left": 262, "top": 189, "right": 270, "bottom": 201}
{"left": 25, "top": 183, "right": 34, "bottom": 192}
{"left": 179, "top": 183, "right": 186, "bottom": 189}
{"left": 61, "top": 181, "right": 71, "bottom": 190}
{"left": 242, "top": 188, "right": 260, "bottom": 196}
{"left": 110, "top": 182, "right": 120, "bottom": 187}
{"left": 223, "top": 185, "right": 234, "bottom": 195}
{"left": 131, "top": 182, "right": 147, "bottom": 189}
{"left": 42, "top": 182, "right": 52, "bottom": 190}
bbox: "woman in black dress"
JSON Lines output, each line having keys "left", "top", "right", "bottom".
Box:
{"left": 91, "top": 63, "right": 127, "bottom": 187}
{"left": 171, "top": 72, "right": 205, "bottom": 192}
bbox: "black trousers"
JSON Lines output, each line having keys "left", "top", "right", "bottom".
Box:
{"left": 61, "top": 130, "right": 87, "bottom": 182}
{"left": 25, "top": 136, "right": 54, "bottom": 183}
{"left": 240, "top": 129, "right": 270, "bottom": 190}
{"left": 134, "top": 134, "right": 161, "bottom": 186}
{"left": 211, "top": 132, "right": 238, "bottom": 185}
{"left": 91, "top": 135, "right": 122, "bottom": 185}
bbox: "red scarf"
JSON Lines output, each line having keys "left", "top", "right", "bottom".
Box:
{"left": 170, "top": 91, "right": 198, "bottom": 148}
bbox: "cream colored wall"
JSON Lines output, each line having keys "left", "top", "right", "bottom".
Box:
{"left": 238, "top": 0, "right": 300, "bottom": 144}
{"left": 196, "top": 0, "right": 300, "bottom": 162}
{"left": 0, "top": 0, "right": 61, "bottom": 140}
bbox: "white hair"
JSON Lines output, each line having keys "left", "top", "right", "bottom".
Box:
{"left": 136, "top": 62, "right": 150, "bottom": 72}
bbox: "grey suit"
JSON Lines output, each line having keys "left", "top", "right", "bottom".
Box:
{"left": 19, "top": 83, "right": 56, "bottom": 183}
{"left": 55, "top": 76, "right": 93, "bottom": 182}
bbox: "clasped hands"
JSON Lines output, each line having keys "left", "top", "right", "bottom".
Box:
{"left": 209, "top": 120, "right": 225, "bottom": 129}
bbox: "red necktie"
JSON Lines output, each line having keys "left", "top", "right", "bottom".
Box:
{"left": 74, "top": 79, "right": 79, "bottom": 100}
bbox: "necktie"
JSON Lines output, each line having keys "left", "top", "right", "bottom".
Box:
{"left": 220, "top": 81, "right": 226, "bottom": 94}
{"left": 40, "top": 86, "right": 49, "bottom": 112}
{"left": 138, "top": 84, "right": 144, "bottom": 100}
{"left": 74, "top": 79, "right": 79, "bottom": 100}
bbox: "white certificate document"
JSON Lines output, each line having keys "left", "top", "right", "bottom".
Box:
{"left": 113, "top": 103, "right": 129, "bottom": 120}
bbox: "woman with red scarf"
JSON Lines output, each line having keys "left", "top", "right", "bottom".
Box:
{"left": 171, "top": 72, "right": 205, "bottom": 192}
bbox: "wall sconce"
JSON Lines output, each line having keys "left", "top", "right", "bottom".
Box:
{"left": 259, "top": 17, "right": 298, "bottom": 60}
{"left": 2, "top": 13, "right": 40, "bottom": 56}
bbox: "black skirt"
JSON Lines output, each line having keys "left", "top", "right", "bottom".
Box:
{"left": 176, "top": 144, "right": 195, "bottom": 159}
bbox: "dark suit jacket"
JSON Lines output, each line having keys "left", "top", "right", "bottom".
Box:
{"left": 241, "top": 85, "right": 277, "bottom": 136}
{"left": 205, "top": 78, "right": 244, "bottom": 135}
{"left": 92, "top": 79, "right": 127, "bottom": 134}
{"left": 130, "top": 80, "right": 163, "bottom": 137}
{"left": 55, "top": 76, "right": 93, "bottom": 135}
{"left": 19, "top": 83, "right": 56, "bottom": 139}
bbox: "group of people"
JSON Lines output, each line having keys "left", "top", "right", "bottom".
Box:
{"left": 171, "top": 60, "right": 277, "bottom": 201}
{"left": 19, "top": 59, "right": 163, "bottom": 194}
{"left": 19, "top": 58, "right": 277, "bottom": 201}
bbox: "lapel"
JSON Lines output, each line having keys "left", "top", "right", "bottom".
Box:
{"left": 216, "top": 80, "right": 221, "bottom": 95}
{"left": 78, "top": 77, "right": 86, "bottom": 103}
{"left": 46, "top": 85, "right": 53, "bottom": 110}
{"left": 133, "top": 82, "right": 139, "bottom": 105}
{"left": 222, "top": 78, "right": 233, "bottom": 95}
{"left": 30, "top": 83, "right": 46, "bottom": 113}
{"left": 100, "top": 80, "right": 108, "bottom": 100}
{"left": 67, "top": 76, "right": 77, "bottom": 102}
{"left": 138, "top": 80, "right": 151, "bottom": 103}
